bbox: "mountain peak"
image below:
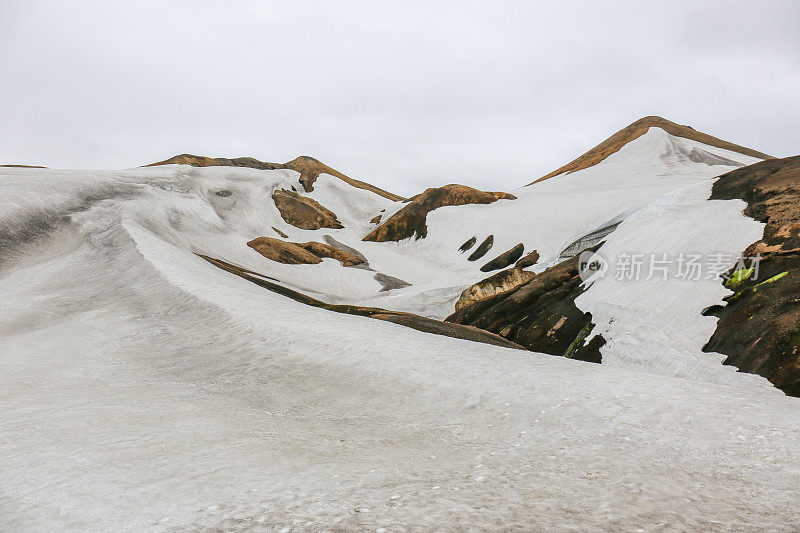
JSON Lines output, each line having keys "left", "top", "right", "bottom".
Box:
{"left": 145, "top": 153, "right": 405, "bottom": 201}
{"left": 528, "top": 116, "right": 773, "bottom": 185}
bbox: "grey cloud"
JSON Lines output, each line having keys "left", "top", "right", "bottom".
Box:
{"left": 1, "top": 0, "right": 798, "bottom": 196}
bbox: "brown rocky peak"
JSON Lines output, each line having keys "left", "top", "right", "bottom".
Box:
{"left": 272, "top": 189, "right": 343, "bottom": 230}
{"left": 528, "top": 115, "right": 773, "bottom": 185}
{"left": 145, "top": 153, "right": 405, "bottom": 201}
{"left": 363, "top": 184, "right": 516, "bottom": 242}
{"left": 145, "top": 153, "right": 284, "bottom": 170}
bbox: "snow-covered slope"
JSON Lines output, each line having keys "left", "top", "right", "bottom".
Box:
{"left": 2, "top": 121, "right": 797, "bottom": 530}
{"left": 363, "top": 128, "right": 763, "bottom": 316}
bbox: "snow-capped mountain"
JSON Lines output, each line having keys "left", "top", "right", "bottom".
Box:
{"left": 2, "top": 116, "right": 798, "bottom": 531}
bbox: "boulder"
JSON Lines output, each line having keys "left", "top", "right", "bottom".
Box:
{"left": 515, "top": 250, "right": 540, "bottom": 269}
{"left": 247, "top": 237, "right": 321, "bottom": 265}
{"left": 455, "top": 267, "right": 535, "bottom": 311}
{"left": 272, "top": 189, "right": 343, "bottom": 230}
{"left": 480, "top": 243, "right": 524, "bottom": 272}
{"left": 247, "top": 237, "right": 364, "bottom": 267}
{"left": 300, "top": 241, "right": 364, "bottom": 267}
{"left": 467, "top": 235, "right": 494, "bottom": 261}
{"left": 459, "top": 236, "right": 476, "bottom": 252}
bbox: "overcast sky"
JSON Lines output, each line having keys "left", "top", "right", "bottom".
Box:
{"left": 1, "top": 1, "right": 798, "bottom": 195}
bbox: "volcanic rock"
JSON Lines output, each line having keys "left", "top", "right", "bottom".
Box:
{"left": 448, "top": 251, "right": 604, "bottom": 363}
{"left": 247, "top": 237, "right": 322, "bottom": 265}
{"left": 247, "top": 237, "right": 364, "bottom": 267}
{"left": 459, "top": 237, "right": 477, "bottom": 252}
{"left": 480, "top": 243, "right": 525, "bottom": 272}
{"left": 272, "top": 189, "right": 343, "bottom": 230}
{"left": 300, "top": 241, "right": 365, "bottom": 267}
{"left": 363, "top": 185, "right": 515, "bottom": 242}
{"left": 515, "top": 250, "right": 540, "bottom": 269}
{"left": 702, "top": 155, "right": 800, "bottom": 396}
{"left": 468, "top": 235, "right": 494, "bottom": 261}
{"left": 455, "top": 267, "right": 536, "bottom": 311}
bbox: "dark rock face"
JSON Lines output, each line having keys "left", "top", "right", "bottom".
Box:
{"left": 272, "top": 189, "right": 343, "bottom": 230}
{"left": 459, "top": 237, "right": 476, "bottom": 252}
{"left": 447, "top": 253, "right": 604, "bottom": 363}
{"left": 201, "top": 255, "right": 524, "bottom": 351}
{"left": 702, "top": 155, "right": 800, "bottom": 396}
{"left": 480, "top": 243, "right": 525, "bottom": 272}
{"left": 515, "top": 250, "right": 540, "bottom": 269}
{"left": 455, "top": 267, "right": 535, "bottom": 311}
{"left": 370, "top": 215, "right": 382, "bottom": 224}
{"left": 363, "top": 185, "right": 515, "bottom": 242}
{"left": 247, "top": 237, "right": 364, "bottom": 267}
{"left": 468, "top": 235, "right": 494, "bottom": 261}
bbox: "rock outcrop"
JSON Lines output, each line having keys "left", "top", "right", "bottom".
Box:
{"left": 363, "top": 185, "right": 515, "bottom": 242}
{"left": 528, "top": 116, "right": 772, "bottom": 185}
{"left": 480, "top": 243, "right": 525, "bottom": 272}
{"left": 247, "top": 237, "right": 364, "bottom": 267}
{"left": 467, "top": 235, "right": 494, "bottom": 261}
{"left": 145, "top": 153, "right": 405, "bottom": 201}
{"left": 247, "top": 237, "right": 321, "bottom": 265}
{"left": 271, "top": 189, "right": 343, "bottom": 230}
{"left": 515, "top": 250, "right": 540, "bottom": 269}
{"left": 702, "top": 155, "right": 800, "bottom": 396}
{"left": 459, "top": 237, "right": 477, "bottom": 252}
{"left": 447, "top": 251, "right": 604, "bottom": 363}
{"left": 455, "top": 267, "right": 535, "bottom": 311}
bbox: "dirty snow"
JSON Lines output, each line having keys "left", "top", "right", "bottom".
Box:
{"left": 1, "top": 132, "right": 797, "bottom": 531}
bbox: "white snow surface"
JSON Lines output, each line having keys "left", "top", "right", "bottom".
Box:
{"left": 2, "top": 129, "right": 798, "bottom": 531}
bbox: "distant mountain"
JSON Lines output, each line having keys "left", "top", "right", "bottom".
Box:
{"left": 528, "top": 115, "right": 772, "bottom": 184}
{"left": 147, "top": 153, "right": 406, "bottom": 201}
